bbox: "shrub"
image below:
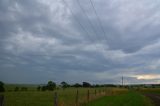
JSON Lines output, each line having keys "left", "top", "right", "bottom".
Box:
{"left": 83, "top": 82, "right": 91, "bottom": 87}
{"left": 73, "top": 83, "right": 82, "bottom": 88}
{"left": 21, "top": 87, "right": 28, "bottom": 91}
{"left": 37, "top": 86, "right": 41, "bottom": 91}
{"left": 14, "top": 87, "right": 19, "bottom": 92}
{"left": 46, "top": 81, "right": 56, "bottom": 91}
{"left": 41, "top": 86, "right": 47, "bottom": 91}
{"left": 0, "top": 81, "right": 5, "bottom": 92}
{"left": 61, "top": 81, "right": 70, "bottom": 89}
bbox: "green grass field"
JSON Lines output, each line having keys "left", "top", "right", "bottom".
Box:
{"left": 0, "top": 85, "right": 128, "bottom": 106}
{"left": 139, "top": 88, "right": 160, "bottom": 94}
{"left": 2, "top": 85, "right": 160, "bottom": 106}
{"left": 86, "top": 91, "right": 154, "bottom": 106}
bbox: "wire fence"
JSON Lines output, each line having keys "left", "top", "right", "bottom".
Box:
{"left": 53, "top": 89, "right": 125, "bottom": 106}
{"left": 1, "top": 88, "right": 127, "bottom": 106}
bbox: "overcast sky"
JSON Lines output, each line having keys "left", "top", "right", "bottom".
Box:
{"left": 1, "top": 0, "right": 160, "bottom": 84}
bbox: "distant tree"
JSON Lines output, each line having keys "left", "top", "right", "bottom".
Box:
{"left": 21, "top": 87, "right": 28, "bottom": 91}
{"left": 73, "top": 83, "right": 82, "bottom": 88}
{"left": 104, "top": 84, "right": 116, "bottom": 87}
{"left": 46, "top": 81, "right": 56, "bottom": 91}
{"left": 83, "top": 82, "right": 91, "bottom": 87}
{"left": 61, "top": 81, "right": 70, "bottom": 89}
{"left": 41, "top": 86, "right": 47, "bottom": 91}
{"left": 0, "top": 81, "right": 5, "bottom": 92}
{"left": 37, "top": 86, "right": 41, "bottom": 91}
{"left": 14, "top": 87, "right": 19, "bottom": 92}
{"left": 152, "top": 84, "right": 156, "bottom": 88}
{"left": 94, "top": 84, "right": 100, "bottom": 88}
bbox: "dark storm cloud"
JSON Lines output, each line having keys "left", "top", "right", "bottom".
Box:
{"left": 1, "top": 0, "right": 160, "bottom": 84}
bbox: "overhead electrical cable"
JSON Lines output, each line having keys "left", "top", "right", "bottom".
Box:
{"left": 89, "top": 0, "right": 107, "bottom": 41}
{"left": 63, "top": 0, "right": 110, "bottom": 68}
{"left": 76, "top": 0, "right": 100, "bottom": 41}
{"left": 62, "top": 0, "right": 95, "bottom": 43}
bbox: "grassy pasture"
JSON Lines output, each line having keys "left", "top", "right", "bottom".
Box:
{"left": 4, "top": 84, "right": 37, "bottom": 92}
{"left": 0, "top": 84, "right": 128, "bottom": 106}
{"left": 138, "top": 88, "right": 160, "bottom": 94}
{"left": 2, "top": 84, "right": 159, "bottom": 106}
{"left": 86, "top": 91, "right": 154, "bottom": 106}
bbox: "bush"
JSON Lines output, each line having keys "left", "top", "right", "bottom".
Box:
{"left": 61, "top": 81, "right": 70, "bottom": 89}
{"left": 0, "top": 81, "right": 5, "bottom": 92}
{"left": 40, "top": 81, "right": 56, "bottom": 91}
{"left": 37, "top": 86, "right": 41, "bottom": 91}
{"left": 83, "top": 82, "right": 91, "bottom": 87}
{"left": 73, "top": 83, "right": 82, "bottom": 88}
{"left": 46, "top": 81, "right": 56, "bottom": 91}
{"left": 14, "top": 87, "right": 19, "bottom": 92}
{"left": 41, "top": 86, "right": 47, "bottom": 91}
{"left": 21, "top": 87, "right": 28, "bottom": 91}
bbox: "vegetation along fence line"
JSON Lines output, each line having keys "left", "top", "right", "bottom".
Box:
{"left": 53, "top": 89, "right": 106, "bottom": 106}
{"left": 1, "top": 89, "right": 110, "bottom": 106}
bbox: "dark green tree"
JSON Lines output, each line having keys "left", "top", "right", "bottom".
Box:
{"left": 14, "top": 87, "right": 19, "bottom": 92}
{"left": 0, "top": 81, "right": 5, "bottom": 92}
{"left": 46, "top": 81, "right": 56, "bottom": 91}
{"left": 83, "top": 82, "right": 91, "bottom": 87}
{"left": 73, "top": 83, "right": 82, "bottom": 88}
{"left": 37, "top": 86, "right": 41, "bottom": 91}
{"left": 41, "top": 86, "right": 47, "bottom": 91}
{"left": 61, "top": 81, "right": 69, "bottom": 89}
{"left": 21, "top": 87, "right": 28, "bottom": 91}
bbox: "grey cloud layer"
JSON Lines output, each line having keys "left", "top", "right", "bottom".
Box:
{"left": 1, "top": 0, "right": 160, "bottom": 84}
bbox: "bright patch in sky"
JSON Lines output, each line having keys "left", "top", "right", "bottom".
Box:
{"left": 136, "top": 74, "right": 160, "bottom": 80}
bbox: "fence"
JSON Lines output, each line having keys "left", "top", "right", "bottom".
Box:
{"left": 1, "top": 88, "right": 127, "bottom": 106}
{"left": 0, "top": 89, "right": 106, "bottom": 106}
{"left": 53, "top": 89, "right": 107, "bottom": 106}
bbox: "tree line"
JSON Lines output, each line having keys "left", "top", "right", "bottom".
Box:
{"left": 0, "top": 80, "right": 120, "bottom": 92}
{"left": 36, "top": 81, "right": 117, "bottom": 91}
{"left": 0, "top": 80, "right": 128, "bottom": 92}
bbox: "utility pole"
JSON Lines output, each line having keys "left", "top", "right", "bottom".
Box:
{"left": 122, "top": 76, "right": 123, "bottom": 87}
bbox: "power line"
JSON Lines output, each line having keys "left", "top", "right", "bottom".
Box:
{"left": 0, "top": 0, "right": 110, "bottom": 71}
{"left": 76, "top": 0, "right": 99, "bottom": 41}
{"left": 75, "top": 0, "right": 108, "bottom": 53}
{"left": 62, "top": 0, "right": 107, "bottom": 58}
{"left": 89, "top": 0, "right": 107, "bottom": 41}
{"left": 60, "top": 0, "right": 108, "bottom": 69}
{"left": 0, "top": 1, "right": 106, "bottom": 60}
{"left": 62, "top": 0, "right": 95, "bottom": 43}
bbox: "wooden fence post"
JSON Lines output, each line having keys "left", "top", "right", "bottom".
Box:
{"left": 99, "top": 90, "right": 101, "bottom": 95}
{"left": 0, "top": 95, "right": 4, "bottom": 106}
{"left": 76, "top": 90, "right": 79, "bottom": 106}
{"left": 54, "top": 92, "right": 58, "bottom": 106}
{"left": 87, "top": 90, "right": 89, "bottom": 103}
